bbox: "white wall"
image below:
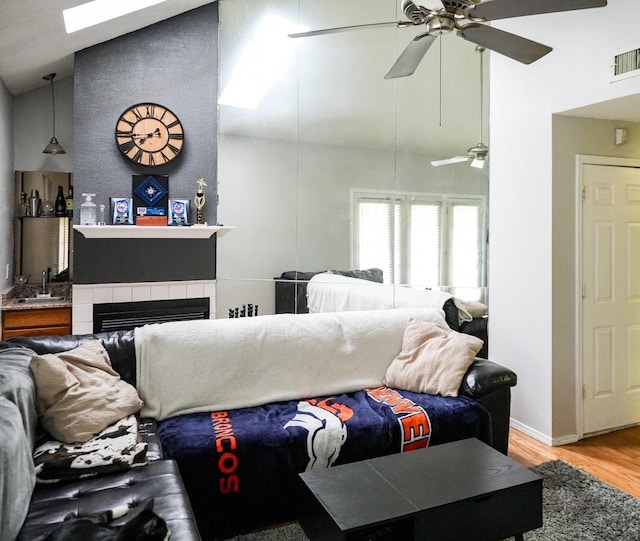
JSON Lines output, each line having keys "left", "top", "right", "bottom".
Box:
{"left": 6, "top": 78, "right": 74, "bottom": 297}
{"left": 490, "top": 0, "right": 640, "bottom": 443}
{"left": 551, "top": 116, "right": 640, "bottom": 439}
{"left": 0, "top": 80, "right": 14, "bottom": 298}
{"left": 14, "top": 76, "right": 73, "bottom": 173}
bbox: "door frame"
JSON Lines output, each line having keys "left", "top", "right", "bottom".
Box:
{"left": 575, "top": 154, "right": 640, "bottom": 440}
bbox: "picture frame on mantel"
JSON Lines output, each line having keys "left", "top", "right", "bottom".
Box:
{"left": 168, "top": 199, "right": 190, "bottom": 226}
{"left": 132, "top": 174, "right": 168, "bottom": 221}
{"left": 110, "top": 197, "right": 133, "bottom": 224}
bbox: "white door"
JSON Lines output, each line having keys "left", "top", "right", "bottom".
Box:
{"left": 582, "top": 161, "right": 640, "bottom": 435}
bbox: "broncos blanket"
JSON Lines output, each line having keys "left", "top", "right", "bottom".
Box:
{"left": 158, "top": 386, "right": 491, "bottom": 540}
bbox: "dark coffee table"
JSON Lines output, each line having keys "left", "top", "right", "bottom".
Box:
{"left": 298, "top": 438, "right": 542, "bottom": 541}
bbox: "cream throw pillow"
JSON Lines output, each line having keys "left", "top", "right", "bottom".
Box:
{"left": 30, "top": 340, "right": 143, "bottom": 443}
{"left": 384, "top": 319, "right": 484, "bottom": 397}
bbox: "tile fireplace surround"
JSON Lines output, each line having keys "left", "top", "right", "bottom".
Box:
{"left": 70, "top": 224, "right": 232, "bottom": 334}
{"left": 72, "top": 280, "right": 216, "bottom": 335}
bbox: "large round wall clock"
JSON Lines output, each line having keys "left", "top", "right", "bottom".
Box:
{"left": 115, "top": 103, "right": 184, "bottom": 167}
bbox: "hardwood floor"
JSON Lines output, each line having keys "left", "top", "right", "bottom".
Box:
{"left": 508, "top": 425, "right": 640, "bottom": 499}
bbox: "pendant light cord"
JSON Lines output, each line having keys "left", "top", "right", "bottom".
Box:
{"left": 478, "top": 46, "right": 484, "bottom": 143}
{"left": 439, "top": 35, "right": 442, "bottom": 127}
{"left": 49, "top": 77, "right": 57, "bottom": 138}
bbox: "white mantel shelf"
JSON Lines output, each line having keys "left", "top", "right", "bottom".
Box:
{"left": 73, "top": 225, "right": 235, "bottom": 239}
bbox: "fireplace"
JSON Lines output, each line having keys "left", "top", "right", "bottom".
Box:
{"left": 72, "top": 279, "right": 216, "bottom": 334}
{"left": 69, "top": 226, "right": 236, "bottom": 334}
{"left": 93, "top": 297, "right": 209, "bottom": 333}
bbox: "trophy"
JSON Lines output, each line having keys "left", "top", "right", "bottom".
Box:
{"left": 194, "top": 178, "right": 208, "bottom": 226}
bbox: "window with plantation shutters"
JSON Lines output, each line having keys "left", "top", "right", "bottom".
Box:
{"left": 449, "top": 203, "right": 482, "bottom": 288}
{"left": 357, "top": 197, "right": 394, "bottom": 282}
{"left": 352, "top": 190, "right": 486, "bottom": 292}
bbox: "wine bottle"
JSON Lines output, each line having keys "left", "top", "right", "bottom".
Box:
{"left": 54, "top": 185, "right": 66, "bottom": 217}
{"left": 66, "top": 185, "right": 74, "bottom": 218}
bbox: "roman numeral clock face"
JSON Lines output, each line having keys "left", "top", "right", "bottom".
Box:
{"left": 115, "top": 103, "right": 184, "bottom": 166}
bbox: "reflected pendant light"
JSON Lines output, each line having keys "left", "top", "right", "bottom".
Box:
{"left": 42, "top": 73, "right": 66, "bottom": 155}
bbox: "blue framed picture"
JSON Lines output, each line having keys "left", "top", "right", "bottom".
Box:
{"left": 168, "top": 199, "right": 190, "bottom": 226}
{"left": 132, "top": 174, "right": 168, "bottom": 218}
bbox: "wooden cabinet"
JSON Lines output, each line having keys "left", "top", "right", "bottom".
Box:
{"left": 2, "top": 307, "right": 71, "bottom": 340}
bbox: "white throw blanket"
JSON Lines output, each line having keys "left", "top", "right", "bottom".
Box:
{"left": 307, "top": 273, "right": 474, "bottom": 323}
{"left": 135, "top": 307, "right": 447, "bottom": 421}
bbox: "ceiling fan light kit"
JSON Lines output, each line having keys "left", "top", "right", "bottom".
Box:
{"left": 431, "top": 47, "right": 489, "bottom": 169}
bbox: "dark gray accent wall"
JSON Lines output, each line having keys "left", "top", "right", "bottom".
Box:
{"left": 73, "top": 232, "right": 216, "bottom": 284}
{"left": 72, "top": 3, "right": 219, "bottom": 284}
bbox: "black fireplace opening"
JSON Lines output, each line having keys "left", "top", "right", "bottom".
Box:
{"left": 93, "top": 298, "right": 210, "bottom": 333}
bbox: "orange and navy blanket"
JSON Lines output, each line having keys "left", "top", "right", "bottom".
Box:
{"left": 158, "top": 386, "right": 491, "bottom": 540}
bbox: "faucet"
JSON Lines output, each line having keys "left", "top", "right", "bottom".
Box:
{"left": 41, "top": 270, "right": 48, "bottom": 296}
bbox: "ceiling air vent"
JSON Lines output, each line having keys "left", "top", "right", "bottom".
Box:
{"left": 611, "top": 47, "right": 640, "bottom": 82}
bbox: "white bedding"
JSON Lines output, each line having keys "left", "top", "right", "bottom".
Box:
{"left": 307, "top": 273, "right": 473, "bottom": 323}
{"left": 135, "top": 307, "right": 447, "bottom": 421}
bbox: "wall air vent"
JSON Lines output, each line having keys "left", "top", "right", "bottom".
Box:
{"left": 611, "top": 47, "right": 640, "bottom": 82}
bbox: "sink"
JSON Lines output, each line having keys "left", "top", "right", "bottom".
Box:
{"left": 16, "top": 296, "right": 66, "bottom": 304}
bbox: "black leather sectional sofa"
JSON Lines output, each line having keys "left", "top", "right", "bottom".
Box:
{"left": 1, "top": 332, "right": 201, "bottom": 541}
{"left": 3, "top": 323, "right": 515, "bottom": 540}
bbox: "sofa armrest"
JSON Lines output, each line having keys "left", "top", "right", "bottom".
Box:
{"left": 459, "top": 358, "right": 517, "bottom": 400}
{"left": 459, "top": 359, "right": 516, "bottom": 455}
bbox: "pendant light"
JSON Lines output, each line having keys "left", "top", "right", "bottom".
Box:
{"left": 42, "top": 73, "right": 66, "bottom": 155}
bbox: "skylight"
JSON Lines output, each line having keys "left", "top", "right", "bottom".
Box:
{"left": 218, "top": 15, "right": 308, "bottom": 110}
{"left": 63, "top": 0, "right": 168, "bottom": 34}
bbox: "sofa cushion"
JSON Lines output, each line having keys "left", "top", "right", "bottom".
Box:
{"left": 34, "top": 414, "right": 148, "bottom": 484}
{"left": 384, "top": 319, "right": 484, "bottom": 397}
{"left": 0, "top": 397, "right": 35, "bottom": 541}
{"left": 30, "top": 340, "right": 143, "bottom": 443}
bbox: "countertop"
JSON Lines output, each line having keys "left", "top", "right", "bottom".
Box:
{"left": 1, "top": 283, "right": 72, "bottom": 311}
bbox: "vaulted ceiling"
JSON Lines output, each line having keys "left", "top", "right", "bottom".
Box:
{"left": 0, "top": 0, "right": 213, "bottom": 96}
{"left": 1, "top": 0, "right": 638, "bottom": 126}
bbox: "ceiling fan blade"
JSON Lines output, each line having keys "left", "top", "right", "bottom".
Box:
{"left": 384, "top": 34, "right": 437, "bottom": 79}
{"left": 431, "top": 156, "right": 471, "bottom": 167}
{"left": 471, "top": 0, "right": 607, "bottom": 22}
{"left": 459, "top": 24, "right": 552, "bottom": 64}
{"left": 289, "top": 21, "right": 411, "bottom": 39}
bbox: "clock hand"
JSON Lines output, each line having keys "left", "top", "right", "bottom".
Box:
{"left": 135, "top": 128, "right": 162, "bottom": 144}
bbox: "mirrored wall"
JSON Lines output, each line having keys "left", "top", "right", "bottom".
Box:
{"left": 216, "top": 0, "right": 489, "bottom": 318}
{"left": 13, "top": 171, "right": 73, "bottom": 287}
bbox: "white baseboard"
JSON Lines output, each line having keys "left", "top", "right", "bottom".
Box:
{"left": 510, "top": 418, "right": 579, "bottom": 447}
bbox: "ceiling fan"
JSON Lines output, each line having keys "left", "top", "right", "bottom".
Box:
{"left": 432, "top": 45, "right": 488, "bottom": 169}
{"left": 289, "top": 0, "right": 608, "bottom": 79}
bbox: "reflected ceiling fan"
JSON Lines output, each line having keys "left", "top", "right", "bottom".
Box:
{"left": 432, "top": 45, "right": 488, "bottom": 169}
{"left": 289, "top": 0, "right": 608, "bottom": 79}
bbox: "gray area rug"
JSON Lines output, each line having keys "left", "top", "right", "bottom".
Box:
{"left": 226, "top": 460, "right": 640, "bottom": 540}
